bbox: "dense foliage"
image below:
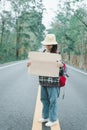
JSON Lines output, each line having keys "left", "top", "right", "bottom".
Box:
{"left": 0, "top": 0, "right": 87, "bottom": 70}
{"left": 48, "top": 0, "right": 87, "bottom": 70}
{"left": 0, "top": 0, "right": 45, "bottom": 63}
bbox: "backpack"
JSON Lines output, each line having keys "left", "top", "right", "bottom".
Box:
{"left": 58, "top": 62, "right": 69, "bottom": 87}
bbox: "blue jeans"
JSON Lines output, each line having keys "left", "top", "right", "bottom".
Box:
{"left": 40, "top": 86, "right": 60, "bottom": 122}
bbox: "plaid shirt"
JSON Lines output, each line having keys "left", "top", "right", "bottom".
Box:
{"left": 39, "top": 76, "right": 59, "bottom": 87}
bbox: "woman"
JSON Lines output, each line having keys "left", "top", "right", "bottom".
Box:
{"left": 38, "top": 34, "right": 63, "bottom": 127}
{"left": 27, "top": 34, "right": 63, "bottom": 127}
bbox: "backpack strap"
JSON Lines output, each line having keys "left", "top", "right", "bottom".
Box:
{"left": 43, "top": 49, "right": 46, "bottom": 52}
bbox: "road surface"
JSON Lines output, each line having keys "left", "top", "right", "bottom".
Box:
{"left": 0, "top": 61, "right": 87, "bottom": 130}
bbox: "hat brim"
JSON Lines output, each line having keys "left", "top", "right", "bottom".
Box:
{"left": 41, "top": 41, "right": 58, "bottom": 45}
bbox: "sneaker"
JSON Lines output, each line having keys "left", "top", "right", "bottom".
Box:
{"left": 45, "top": 120, "right": 58, "bottom": 127}
{"left": 38, "top": 118, "right": 49, "bottom": 123}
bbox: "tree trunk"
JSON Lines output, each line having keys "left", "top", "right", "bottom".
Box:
{"left": 79, "top": 40, "right": 84, "bottom": 69}
{"left": 0, "top": 17, "right": 5, "bottom": 45}
{"left": 68, "top": 50, "right": 70, "bottom": 64}
{"left": 16, "top": 20, "right": 21, "bottom": 60}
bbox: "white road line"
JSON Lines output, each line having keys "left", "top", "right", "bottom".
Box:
{"left": 0, "top": 61, "right": 25, "bottom": 70}
{"left": 67, "top": 65, "right": 87, "bottom": 76}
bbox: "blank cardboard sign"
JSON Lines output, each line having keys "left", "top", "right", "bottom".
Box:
{"left": 28, "top": 51, "right": 61, "bottom": 77}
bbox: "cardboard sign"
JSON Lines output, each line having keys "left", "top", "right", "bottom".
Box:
{"left": 28, "top": 51, "right": 61, "bottom": 77}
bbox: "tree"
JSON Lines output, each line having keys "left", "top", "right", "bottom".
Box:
{"left": 48, "top": 0, "right": 87, "bottom": 70}
{"left": 0, "top": 0, "right": 45, "bottom": 63}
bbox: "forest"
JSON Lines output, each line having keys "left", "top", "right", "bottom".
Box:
{"left": 0, "top": 0, "right": 87, "bottom": 71}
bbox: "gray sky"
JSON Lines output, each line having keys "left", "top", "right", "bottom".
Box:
{"left": 42, "top": 0, "right": 87, "bottom": 29}
{"left": 42, "top": 0, "right": 58, "bottom": 29}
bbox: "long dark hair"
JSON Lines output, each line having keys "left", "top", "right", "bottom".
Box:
{"left": 51, "top": 45, "right": 58, "bottom": 53}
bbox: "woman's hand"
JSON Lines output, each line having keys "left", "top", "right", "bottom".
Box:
{"left": 57, "top": 61, "right": 63, "bottom": 68}
{"left": 27, "top": 61, "right": 31, "bottom": 67}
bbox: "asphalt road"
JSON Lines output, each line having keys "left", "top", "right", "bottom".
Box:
{"left": 59, "top": 66, "right": 87, "bottom": 130}
{"left": 0, "top": 61, "right": 38, "bottom": 130}
{"left": 0, "top": 61, "right": 87, "bottom": 130}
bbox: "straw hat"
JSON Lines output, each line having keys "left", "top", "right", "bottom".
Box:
{"left": 41, "top": 34, "right": 58, "bottom": 45}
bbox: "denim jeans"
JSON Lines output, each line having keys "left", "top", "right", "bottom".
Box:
{"left": 40, "top": 86, "right": 60, "bottom": 122}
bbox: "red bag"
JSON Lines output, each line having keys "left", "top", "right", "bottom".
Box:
{"left": 59, "top": 76, "right": 66, "bottom": 87}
